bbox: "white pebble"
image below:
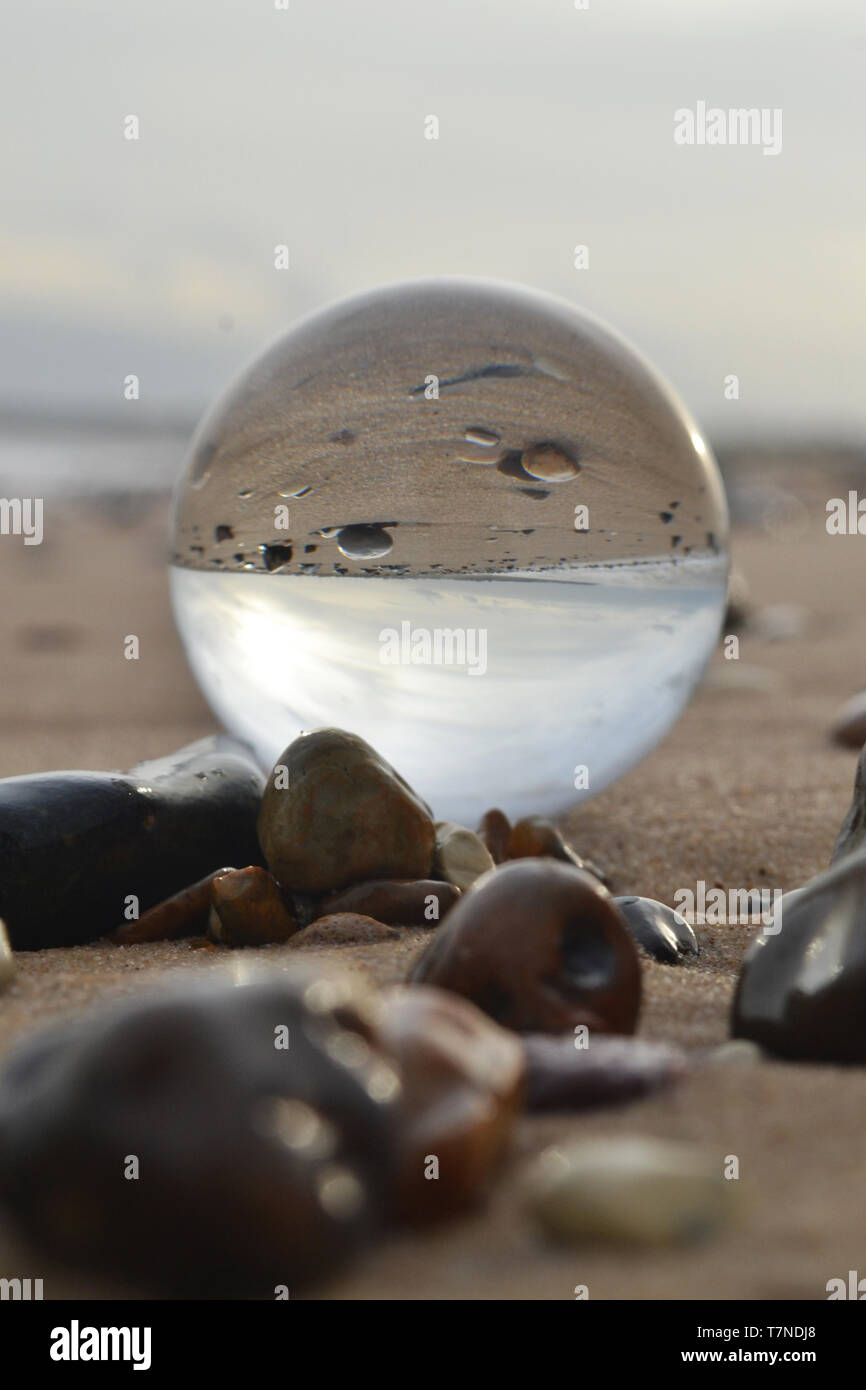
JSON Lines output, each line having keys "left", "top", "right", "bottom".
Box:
{"left": 526, "top": 1137, "right": 734, "bottom": 1246}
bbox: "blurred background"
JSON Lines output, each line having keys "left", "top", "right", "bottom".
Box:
{"left": 1, "top": 0, "right": 864, "bottom": 496}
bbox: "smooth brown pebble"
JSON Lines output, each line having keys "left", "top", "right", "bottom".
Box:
{"left": 476, "top": 808, "right": 511, "bottom": 864}
{"left": 208, "top": 866, "right": 299, "bottom": 946}
{"left": 377, "top": 985, "right": 525, "bottom": 1222}
{"left": 506, "top": 816, "right": 609, "bottom": 886}
{"left": 316, "top": 879, "right": 460, "bottom": 927}
{"left": 410, "top": 858, "right": 641, "bottom": 1035}
{"left": 258, "top": 729, "right": 435, "bottom": 894}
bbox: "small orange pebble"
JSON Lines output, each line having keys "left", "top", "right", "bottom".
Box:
{"left": 107, "top": 868, "right": 235, "bottom": 945}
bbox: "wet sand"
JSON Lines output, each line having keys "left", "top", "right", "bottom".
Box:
{"left": 1, "top": 466, "right": 864, "bottom": 1300}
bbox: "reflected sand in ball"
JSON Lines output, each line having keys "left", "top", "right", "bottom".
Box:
{"left": 170, "top": 278, "right": 728, "bottom": 822}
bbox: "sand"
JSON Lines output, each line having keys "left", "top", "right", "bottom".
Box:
{"left": 1, "top": 464, "right": 865, "bottom": 1301}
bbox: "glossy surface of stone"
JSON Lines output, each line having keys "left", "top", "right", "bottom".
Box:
{"left": 208, "top": 866, "right": 300, "bottom": 946}
{"left": 732, "top": 853, "right": 866, "bottom": 1062}
{"left": 376, "top": 986, "right": 525, "bottom": 1221}
{"left": 410, "top": 859, "right": 641, "bottom": 1035}
{"left": 0, "top": 969, "right": 399, "bottom": 1295}
{"left": 258, "top": 729, "right": 435, "bottom": 894}
{"left": 0, "top": 738, "right": 265, "bottom": 950}
{"left": 614, "top": 896, "right": 698, "bottom": 964}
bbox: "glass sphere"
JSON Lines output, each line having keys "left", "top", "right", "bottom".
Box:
{"left": 170, "top": 278, "right": 728, "bottom": 825}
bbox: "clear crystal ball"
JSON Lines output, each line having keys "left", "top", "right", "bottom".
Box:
{"left": 170, "top": 278, "right": 728, "bottom": 824}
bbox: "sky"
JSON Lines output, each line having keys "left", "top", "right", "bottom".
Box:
{"left": 1, "top": 0, "right": 864, "bottom": 444}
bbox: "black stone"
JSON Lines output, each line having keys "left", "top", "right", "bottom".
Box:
{"left": 0, "top": 970, "right": 398, "bottom": 1296}
{"left": 614, "top": 896, "right": 698, "bottom": 964}
{"left": 731, "top": 856, "right": 866, "bottom": 1062}
{"left": 0, "top": 737, "right": 265, "bottom": 949}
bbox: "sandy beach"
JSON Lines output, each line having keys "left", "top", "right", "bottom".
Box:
{"left": 1, "top": 455, "right": 864, "bottom": 1300}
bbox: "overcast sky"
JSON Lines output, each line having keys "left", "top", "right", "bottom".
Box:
{"left": 2, "top": 0, "right": 864, "bottom": 442}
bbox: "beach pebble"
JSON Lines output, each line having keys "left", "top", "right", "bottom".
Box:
{"left": 0, "top": 920, "right": 14, "bottom": 991}
{"left": 0, "top": 736, "right": 265, "bottom": 950}
{"left": 207, "top": 866, "right": 300, "bottom": 946}
{"left": 434, "top": 821, "right": 495, "bottom": 891}
{"left": 830, "top": 690, "right": 866, "bottom": 751}
{"left": 526, "top": 1138, "right": 732, "bottom": 1246}
{"left": 0, "top": 968, "right": 400, "bottom": 1295}
{"left": 507, "top": 815, "right": 582, "bottom": 865}
{"left": 316, "top": 879, "right": 460, "bottom": 927}
{"left": 258, "top": 729, "right": 435, "bottom": 895}
{"left": 377, "top": 986, "right": 525, "bottom": 1222}
{"left": 613, "top": 896, "right": 698, "bottom": 964}
{"left": 476, "top": 808, "right": 511, "bottom": 864}
{"left": 831, "top": 739, "right": 866, "bottom": 863}
{"left": 732, "top": 852, "right": 866, "bottom": 1061}
{"left": 108, "top": 867, "right": 235, "bottom": 945}
{"left": 523, "top": 1034, "right": 686, "bottom": 1112}
{"left": 506, "top": 816, "right": 609, "bottom": 886}
{"left": 288, "top": 913, "right": 401, "bottom": 948}
{"left": 409, "top": 859, "right": 641, "bottom": 1036}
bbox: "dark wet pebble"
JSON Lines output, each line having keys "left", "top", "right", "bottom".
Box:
{"left": 0, "top": 969, "right": 400, "bottom": 1295}
{"left": 0, "top": 737, "right": 264, "bottom": 950}
{"left": 613, "top": 896, "right": 698, "bottom": 964}
{"left": 410, "top": 859, "right": 641, "bottom": 1036}
{"left": 731, "top": 854, "right": 866, "bottom": 1062}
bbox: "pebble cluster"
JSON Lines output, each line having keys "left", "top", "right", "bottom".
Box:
{"left": 3, "top": 711, "right": 866, "bottom": 1291}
